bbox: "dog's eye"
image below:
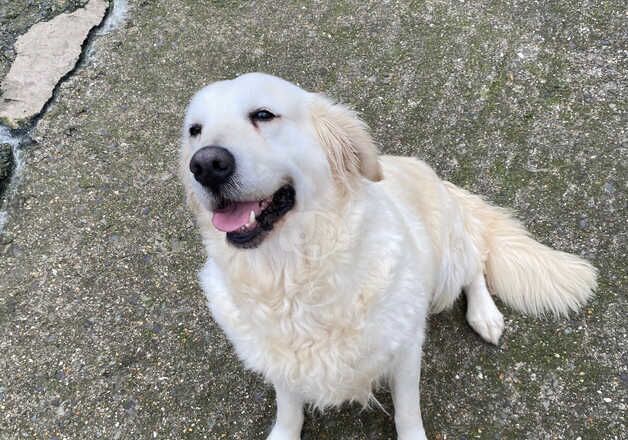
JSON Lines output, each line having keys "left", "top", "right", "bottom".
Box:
{"left": 189, "top": 123, "right": 202, "bottom": 137}
{"left": 250, "top": 109, "right": 276, "bottom": 123}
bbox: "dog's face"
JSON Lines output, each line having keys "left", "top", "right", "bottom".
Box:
{"left": 181, "top": 73, "right": 382, "bottom": 249}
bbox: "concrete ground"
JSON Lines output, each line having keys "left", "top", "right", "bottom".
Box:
{"left": 0, "top": 1, "right": 625, "bottom": 439}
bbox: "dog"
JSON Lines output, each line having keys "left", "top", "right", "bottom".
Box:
{"left": 179, "top": 72, "right": 597, "bottom": 440}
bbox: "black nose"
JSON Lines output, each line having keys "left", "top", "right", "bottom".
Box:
{"left": 189, "top": 146, "right": 236, "bottom": 190}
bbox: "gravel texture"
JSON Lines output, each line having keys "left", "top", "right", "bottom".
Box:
{"left": 0, "top": 1, "right": 625, "bottom": 439}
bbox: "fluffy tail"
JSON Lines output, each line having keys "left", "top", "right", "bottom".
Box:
{"left": 446, "top": 183, "right": 597, "bottom": 317}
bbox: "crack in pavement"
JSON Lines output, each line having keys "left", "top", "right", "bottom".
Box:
{"left": 0, "top": 0, "right": 128, "bottom": 234}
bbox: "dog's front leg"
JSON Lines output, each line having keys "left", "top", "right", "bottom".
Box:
{"left": 267, "top": 382, "right": 304, "bottom": 440}
{"left": 391, "top": 340, "right": 428, "bottom": 440}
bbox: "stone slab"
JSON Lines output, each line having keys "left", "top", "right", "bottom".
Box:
{"left": 0, "top": 0, "right": 107, "bottom": 127}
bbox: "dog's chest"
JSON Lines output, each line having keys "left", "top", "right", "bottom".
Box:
{"left": 202, "top": 257, "right": 411, "bottom": 405}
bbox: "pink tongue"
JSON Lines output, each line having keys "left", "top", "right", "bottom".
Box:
{"left": 212, "top": 201, "right": 262, "bottom": 232}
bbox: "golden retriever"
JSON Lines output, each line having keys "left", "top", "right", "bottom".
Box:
{"left": 179, "top": 73, "right": 597, "bottom": 440}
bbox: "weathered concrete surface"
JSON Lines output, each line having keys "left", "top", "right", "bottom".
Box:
{"left": 0, "top": 0, "right": 89, "bottom": 81}
{"left": 0, "top": 0, "right": 107, "bottom": 127}
{"left": 0, "top": 1, "right": 625, "bottom": 439}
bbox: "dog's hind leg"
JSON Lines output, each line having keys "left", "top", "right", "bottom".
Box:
{"left": 391, "top": 339, "right": 428, "bottom": 440}
{"left": 465, "top": 272, "right": 505, "bottom": 345}
{"left": 267, "top": 383, "right": 304, "bottom": 440}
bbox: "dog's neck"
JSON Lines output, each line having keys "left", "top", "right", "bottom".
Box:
{"left": 203, "top": 180, "right": 376, "bottom": 296}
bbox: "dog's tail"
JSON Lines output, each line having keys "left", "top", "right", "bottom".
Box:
{"left": 445, "top": 182, "right": 597, "bottom": 317}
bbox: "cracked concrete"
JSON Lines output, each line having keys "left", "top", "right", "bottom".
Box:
{"left": 0, "top": 1, "right": 625, "bottom": 439}
{"left": 0, "top": 0, "right": 108, "bottom": 127}
{"left": 0, "top": 1, "right": 90, "bottom": 80}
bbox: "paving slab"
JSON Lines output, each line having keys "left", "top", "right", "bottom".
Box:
{"left": 0, "top": 1, "right": 625, "bottom": 439}
{"left": 0, "top": 0, "right": 90, "bottom": 84}
{"left": 0, "top": 0, "right": 108, "bottom": 127}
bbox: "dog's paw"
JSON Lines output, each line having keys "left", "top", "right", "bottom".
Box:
{"left": 266, "top": 426, "right": 300, "bottom": 440}
{"left": 466, "top": 305, "right": 505, "bottom": 346}
{"left": 396, "top": 427, "right": 428, "bottom": 440}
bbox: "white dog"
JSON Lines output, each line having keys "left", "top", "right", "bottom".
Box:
{"left": 179, "top": 73, "right": 597, "bottom": 439}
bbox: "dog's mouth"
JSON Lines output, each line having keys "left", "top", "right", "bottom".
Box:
{"left": 211, "top": 184, "right": 296, "bottom": 248}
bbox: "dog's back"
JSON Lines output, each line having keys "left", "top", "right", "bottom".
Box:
{"left": 379, "top": 155, "right": 483, "bottom": 312}
{"left": 379, "top": 155, "right": 597, "bottom": 317}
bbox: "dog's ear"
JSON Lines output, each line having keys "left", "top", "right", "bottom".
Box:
{"left": 310, "top": 94, "right": 383, "bottom": 184}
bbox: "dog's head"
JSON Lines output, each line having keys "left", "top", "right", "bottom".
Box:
{"left": 180, "top": 72, "right": 382, "bottom": 249}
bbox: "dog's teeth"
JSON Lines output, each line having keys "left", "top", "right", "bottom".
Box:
{"left": 249, "top": 210, "right": 256, "bottom": 224}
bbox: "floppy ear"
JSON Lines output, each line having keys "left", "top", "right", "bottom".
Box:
{"left": 310, "top": 94, "right": 383, "bottom": 184}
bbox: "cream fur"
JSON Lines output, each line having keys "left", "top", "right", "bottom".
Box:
{"left": 179, "top": 73, "right": 597, "bottom": 439}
